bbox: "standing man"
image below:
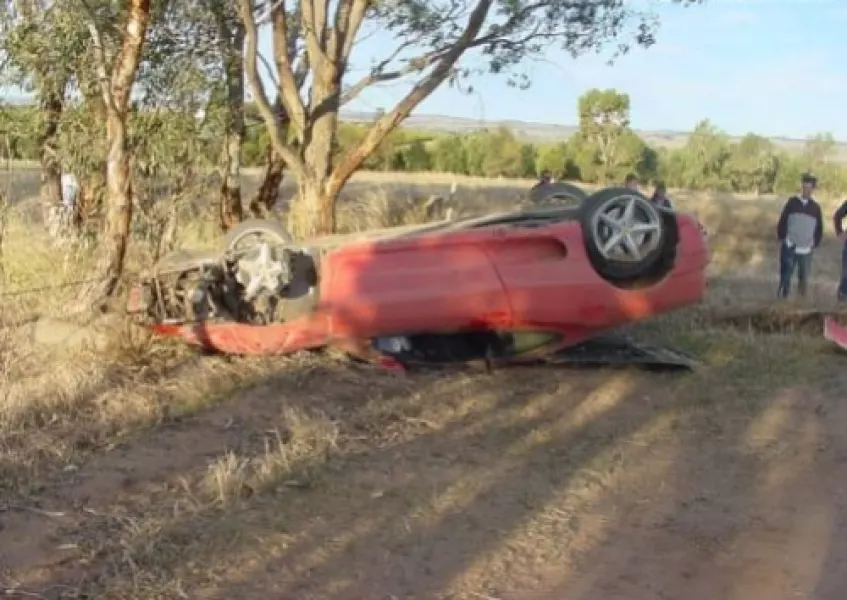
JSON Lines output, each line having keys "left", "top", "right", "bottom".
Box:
{"left": 832, "top": 196, "right": 847, "bottom": 302}
{"left": 533, "top": 170, "right": 553, "bottom": 189}
{"left": 776, "top": 172, "right": 824, "bottom": 299}
{"left": 650, "top": 181, "right": 673, "bottom": 209}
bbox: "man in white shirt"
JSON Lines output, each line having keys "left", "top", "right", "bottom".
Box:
{"left": 776, "top": 173, "right": 824, "bottom": 298}
{"left": 61, "top": 171, "right": 78, "bottom": 211}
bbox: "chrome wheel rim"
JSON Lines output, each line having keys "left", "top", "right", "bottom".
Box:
{"left": 590, "top": 194, "right": 662, "bottom": 262}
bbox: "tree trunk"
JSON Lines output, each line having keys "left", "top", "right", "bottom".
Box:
{"left": 74, "top": 166, "right": 106, "bottom": 231}
{"left": 95, "top": 112, "right": 133, "bottom": 301}
{"left": 218, "top": 133, "right": 244, "bottom": 230}
{"left": 290, "top": 179, "right": 334, "bottom": 239}
{"left": 249, "top": 143, "right": 285, "bottom": 218}
{"left": 292, "top": 67, "right": 340, "bottom": 238}
{"left": 79, "top": 0, "right": 151, "bottom": 311}
{"left": 37, "top": 87, "right": 63, "bottom": 225}
{"left": 217, "top": 22, "right": 246, "bottom": 231}
{"left": 75, "top": 76, "right": 109, "bottom": 233}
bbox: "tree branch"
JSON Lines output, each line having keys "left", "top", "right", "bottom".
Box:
{"left": 79, "top": 4, "right": 115, "bottom": 114}
{"left": 339, "top": 0, "right": 367, "bottom": 62}
{"left": 110, "top": 0, "right": 151, "bottom": 111}
{"left": 293, "top": 51, "right": 310, "bottom": 88}
{"left": 239, "top": 0, "right": 307, "bottom": 180}
{"left": 339, "top": 52, "right": 439, "bottom": 106}
{"left": 313, "top": 0, "right": 329, "bottom": 49}
{"left": 270, "top": 3, "right": 307, "bottom": 140}
{"left": 338, "top": 37, "right": 427, "bottom": 105}
{"left": 329, "top": 0, "right": 494, "bottom": 197}
{"left": 299, "top": 0, "right": 330, "bottom": 69}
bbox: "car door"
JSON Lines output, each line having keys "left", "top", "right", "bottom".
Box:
{"left": 483, "top": 221, "right": 599, "bottom": 331}
{"left": 320, "top": 230, "right": 513, "bottom": 338}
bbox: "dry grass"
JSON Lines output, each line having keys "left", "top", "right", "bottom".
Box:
{"left": 2, "top": 168, "right": 847, "bottom": 599}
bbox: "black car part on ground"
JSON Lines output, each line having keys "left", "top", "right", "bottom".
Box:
{"left": 373, "top": 330, "right": 700, "bottom": 372}
{"left": 545, "top": 334, "right": 699, "bottom": 371}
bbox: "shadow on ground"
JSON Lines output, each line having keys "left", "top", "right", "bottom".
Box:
{"left": 8, "top": 323, "right": 847, "bottom": 600}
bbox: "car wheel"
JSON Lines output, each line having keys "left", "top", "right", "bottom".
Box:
{"left": 223, "top": 218, "right": 293, "bottom": 254}
{"left": 579, "top": 187, "right": 667, "bottom": 281}
{"left": 528, "top": 182, "right": 588, "bottom": 207}
{"left": 224, "top": 218, "right": 320, "bottom": 294}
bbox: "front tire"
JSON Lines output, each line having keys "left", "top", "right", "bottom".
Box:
{"left": 223, "top": 218, "right": 293, "bottom": 254}
{"left": 529, "top": 182, "right": 588, "bottom": 207}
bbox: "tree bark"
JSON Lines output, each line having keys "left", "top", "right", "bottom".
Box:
{"left": 247, "top": 8, "right": 302, "bottom": 220}
{"left": 74, "top": 87, "right": 108, "bottom": 232}
{"left": 36, "top": 86, "right": 63, "bottom": 225}
{"left": 218, "top": 132, "right": 244, "bottom": 230}
{"left": 79, "top": 0, "right": 151, "bottom": 310}
{"left": 291, "top": 62, "right": 341, "bottom": 238}
{"left": 249, "top": 142, "right": 285, "bottom": 217}
{"left": 74, "top": 166, "right": 106, "bottom": 231}
{"left": 14, "top": 1, "right": 64, "bottom": 225}
{"left": 94, "top": 110, "right": 133, "bottom": 299}
{"left": 292, "top": 179, "right": 334, "bottom": 238}
{"left": 216, "top": 15, "right": 246, "bottom": 231}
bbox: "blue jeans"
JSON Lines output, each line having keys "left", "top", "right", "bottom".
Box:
{"left": 777, "top": 242, "right": 812, "bottom": 298}
{"left": 839, "top": 243, "right": 847, "bottom": 300}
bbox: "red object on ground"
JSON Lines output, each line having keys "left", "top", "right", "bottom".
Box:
{"left": 139, "top": 211, "right": 709, "bottom": 366}
{"left": 824, "top": 316, "right": 847, "bottom": 350}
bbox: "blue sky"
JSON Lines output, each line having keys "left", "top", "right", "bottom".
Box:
{"left": 2, "top": 2, "right": 842, "bottom": 140}
{"left": 258, "top": 0, "right": 847, "bottom": 139}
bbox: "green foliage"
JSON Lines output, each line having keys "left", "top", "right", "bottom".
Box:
{"left": 535, "top": 142, "right": 568, "bottom": 177}
{"left": 576, "top": 88, "right": 631, "bottom": 182}
{"left": 402, "top": 140, "right": 432, "bottom": 171}
{"left": 431, "top": 135, "right": 469, "bottom": 174}
{"left": 0, "top": 105, "right": 39, "bottom": 159}
{"left": 480, "top": 127, "right": 525, "bottom": 177}
{"left": 669, "top": 119, "right": 732, "bottom": 191}
{"left": 728, "top": 134, "right": 778, "bottom": 194}
{"left": 3, "top": 88, "right": 847, "bottom": 199}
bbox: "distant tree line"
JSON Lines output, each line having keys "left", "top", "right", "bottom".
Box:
{"left": 2, "top": 87, "right": 844, "bottom": 197}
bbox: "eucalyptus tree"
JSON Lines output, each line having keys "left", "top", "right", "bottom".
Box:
{"left": 0, "top": 1, "right": 86, "bottom": 219}
{"left": 238, "top": 0, "right": 705, "bottom": 237}
{"left": 73, "top": 0, "right": 154, "bottom": 307}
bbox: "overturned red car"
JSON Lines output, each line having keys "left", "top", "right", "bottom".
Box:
{"left": 127, "top": 183, "right": 709, "bottom": 369}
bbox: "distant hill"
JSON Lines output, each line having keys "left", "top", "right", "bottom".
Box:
{"left": 340, "top": 110, "right": 847, "bottom": 163}
{"left": 4, "top": 94, "right": 845, "bottom": 162}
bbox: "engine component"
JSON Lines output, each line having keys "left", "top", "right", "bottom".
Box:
{"left": 375, "top": 336, "right": 412, "bottom": 353}
{"left": 131, "top": 234, "right": 319, "bottom": 327}
{"left": 180, "top": 276, "right": 214, "bottom": 321}
{"left": 235, "top": 242, "right": 291, "bottom": 302}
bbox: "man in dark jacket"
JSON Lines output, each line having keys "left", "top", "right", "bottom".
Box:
{"left": 776, "top": 172, "right": 824, "bottom": 298}
{"left": 532, "top": 170, "right": 553, "bottom": 191}
{"left": 650, "top": 181, "right": 673, "bottom": 209}
{"left": 833, "top": 196, "right": 847, "bottom": 301}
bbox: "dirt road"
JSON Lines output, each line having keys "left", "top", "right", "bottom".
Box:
{"left": 3, "top": 323, "right": 847, "bottom": 599}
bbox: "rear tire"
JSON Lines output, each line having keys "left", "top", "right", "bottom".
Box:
{"left": 579, "top": 187, "right": 670, "bottom": 282}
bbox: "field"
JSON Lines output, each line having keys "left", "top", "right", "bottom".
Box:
{"left": 2, "top": 164, "right": 847, "bottom": 600}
